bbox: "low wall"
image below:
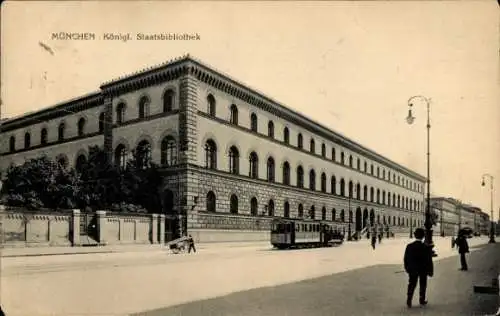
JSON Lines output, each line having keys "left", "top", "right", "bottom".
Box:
{"left": 0, "top": 205, "right": 165, "bottom": 248}
{"left": 2, "top": 209, "right": 73, "bottom": 247}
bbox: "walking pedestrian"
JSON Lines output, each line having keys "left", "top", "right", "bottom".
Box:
{"left": 187, "top": 234, "right": 197, "bottom": 253}
{"left": 455, "top": 231, "right": 469, "bottom": 271}
{"left": 371, "top": 226, "right": 377, "bottom": 250}
{"left": 403, "top": 228, "right": 434, "bottom": 308}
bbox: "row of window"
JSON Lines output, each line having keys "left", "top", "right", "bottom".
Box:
{"left": 205, "top": 191, "right": 420, "bottom": 227}
{"left": 206, "top": 94, "right": 422, "bottom": 193}
{"left": 115, "top": 89, "right": 176, "bottom": 124}
{"left": 8, "top": 116, "right": 105, "bottom": 152}
{"left": 7, "top": 88, "right": 177, "bottom": 153}
{"left": 204, "top": 139, "right": 422, "bottom": 212}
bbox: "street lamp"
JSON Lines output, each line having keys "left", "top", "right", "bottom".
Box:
{"left": 481, "top": 174, "right": 495, "bottom": 243}
{"left": 406, "top": 95, "right": 435, "bottom": 253}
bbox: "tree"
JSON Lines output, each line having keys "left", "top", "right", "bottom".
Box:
{"left": 0, "top": 155, "right": 80, "bottom": 210}
{"left": 76, "top": 145, "right": 122, "bottom": 211}
{"left": 122, "top": 145, "right": 163, "bottom": 213}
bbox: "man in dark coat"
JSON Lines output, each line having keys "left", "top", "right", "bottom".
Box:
{"left": 455, "top": 231, "right": 469, "bottom": 271}
{"left": 404, "top": 228, "right": 434, "bottom": 308}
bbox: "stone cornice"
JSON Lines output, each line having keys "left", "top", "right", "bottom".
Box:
{"left": 1, "top": 92, "right": 104, "bottom": 133}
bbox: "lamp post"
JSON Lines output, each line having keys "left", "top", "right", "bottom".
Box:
{"left": 481, "top": 174, "right": 495, "bottom": 243}
{"left": 406, "top": 95, "right": 435, "bottom": 251}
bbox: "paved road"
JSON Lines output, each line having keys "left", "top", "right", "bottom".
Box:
{"left": 1, "top": 237, "right": 492, "bottom": 315}
{"left": 136, "top": 243, "right": 500, "bottom": 316}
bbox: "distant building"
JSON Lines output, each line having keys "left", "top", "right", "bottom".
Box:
{"left": 430, "top": 197, "right": 489, "bottom": 236}
{"left": 0, "top": 55, "right": 427, "bottom": 242}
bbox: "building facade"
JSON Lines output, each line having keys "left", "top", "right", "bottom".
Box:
{"left": 430, "top": 197, "right": 489, "bottom": 236}
{"left": 0, "top": 55, "right": 427, "bottom": 243}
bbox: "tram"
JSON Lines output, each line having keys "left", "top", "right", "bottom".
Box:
{"left": 270, "top": 218, "right": 345, "bottom": 249}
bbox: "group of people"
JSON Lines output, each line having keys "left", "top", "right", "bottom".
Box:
{"left": 403, "top": 228, "right": 470, "bottom": 308}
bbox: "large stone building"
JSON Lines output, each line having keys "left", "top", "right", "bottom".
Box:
{"left": 430, "top": 197, "right": 489, "bottom": 236}
{"left": 0, "top": 55, "right": 427, "bottom": 242}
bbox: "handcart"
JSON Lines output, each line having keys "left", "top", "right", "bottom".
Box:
{"left": 165, "top": 236, "right": 190, "bottom": 254}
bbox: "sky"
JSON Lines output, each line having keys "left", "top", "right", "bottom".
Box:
{"left": 1, "top": 1, "right": 499, "bottom": 220}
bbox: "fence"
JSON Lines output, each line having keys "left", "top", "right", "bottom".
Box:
{"left": 0, "top": 205, "right": 165, "bottom": 247}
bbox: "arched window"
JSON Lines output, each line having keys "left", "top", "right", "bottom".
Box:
{"left": 115, "top": 144, "right": 127, "bottom": 169}
{"left": 161, "top": 136, "right": 177, "bottom": 166}
{"left": 230, "top": 104, "right": 238, "bottom": 125}
{"left": 297, "top": 133, "right": 303, "bottom": 149}
{"left": 136, "top": 140, "right": 151, "bottom": 169}
{"left": 388, "top": 192, "right": 392, "bottom": 206}
{"left": 310, "top": 139, "right": 315, "bottom": 153}
{"left": 228, "top": 146, "right": 239, "bottom": 174}
{"left": 356, "top": 183, "right": 361, "bottom": 199}
{"left": 138, "top": 96, "right": 150, "bottom": 119}
{"left": 98, "top": 113, "right": 105, "bottom": 133}
{"left": 340, "top": 209, "right": 345, "bottom": 222}
{"left": 250, "top": 113, "right": 258, "bottom": 132}
{"left": 349, "top": 155, "right": 353, "bottom": 167}
{"left": 376, "top": 189, "right": 380, "bottom": 203}
{"left": 377, "top": 167, "right": 380, "bottom": 178}
{"left": 40, "top": 128, "right": 48, "bottom": 145}
{"left": 321, "top": 143, "right": 326, "bottom": 157}
{"left": 163, "top": 89, "right": 175, "bottom": 112}
{"left": 250, "top": 197, "right": 258, "bottom": 216}
{"left": 282, "top": 161, "right": 290, "bottom": 185}
{"left": 268, "top": 121, "right": 274, "bottom": 138}
{"left": 331, "top": 176, "right": 336, "bottom": 194}
{"left": 377, "top": 214, "right": 380, "bottom": 224}
{"left": 284, "top": 201, "right": 290, "bottom": 218}
{"left": 296, "top": 166, "right": 304, "bottom": 188}
{"left": 204, "top": 139, "right": 217, "bottom": 169}
{"left": 363, "top": 185, "right": 368, "bottom": 200}
{"left": 340, "top": 178, "right": 345, "bottom": 196}
{"left": 249, "top": 152, "right": 259, "bottom": 179}
{"left": 382, "top": 190, "right": 386, "bottom": 205}
{"left": 348, "top": 181, "right": 353, "bottom": 198}
{"left": 283, "top": 127, "right": 290, "bottom": 144}
{"left": 332, "top": 148, "right": 336, "bottom": 161}
{"left": 393, "top": 193, "right": 396, "bottom": 207}
{"left": 77, "top": 118, "right": 86, "bottom": 136}
{"left": 364, "top": 161, "right": 367, "bottom": 172}
{"left": 382, "top": 169, "right": 385, "bottom": 179}
{"left": 321, "top": 173, "right": 327, "bottom": 192}
{"left": 116, "top": 102, "right": 126, "bottom": 124}
{"left": 332, "top": 209, "right": 336, "bottom": 221}
{"left": 230, "top": 194, "right": 238, "bottom": 214}
{"left": 75, "top": 154, "right": 87, "bottom": 173}
{"left": 370, "top": 187, "right": 374, "bottom": 202}
{"left": 207, "top": 94, "right": 216, "bottom": 117}
{"left": 370, "top": 164, "right": 374, "bottom": 175}
{"left": 58, "top": 122, "right": 65, "bottom": 141}
{"left": 9, "top": 136, "right": 15, "bottom": 152}
{"left": 341, "top": 152, "right": 345, "bottom": 165}
{"left": 298, "top": 204, "right": 304, "bottom": 218}
{"left": 24, "top": 132, "right": 31, "bottom": 149}
{"left": 321, "top": 207, "right": 326, "bottom": 220}
{"left": 357, "top": 158, "right": 360, "bottom": 170}
{"left": 266, "top": 157, "right": 275, "bottom": 182}
{"left": 309, "top": 169, "right": 316, "bottom": 190}
{"left": 206, "top": 191, "right": 216, "bottom": 212}
{"left": 268, "top": 199, "right": 275, "bottom": 216}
